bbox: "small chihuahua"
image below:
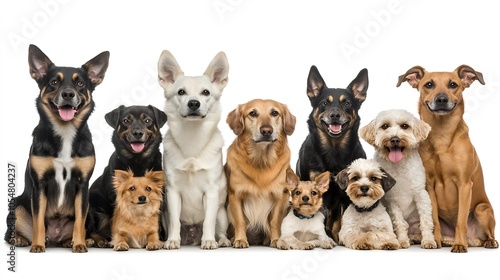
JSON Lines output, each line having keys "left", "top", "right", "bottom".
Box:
{"left": 111, "top": 169, "right": 165, "bottom": 251}
{"left": 277, "top": 169, "right": 336, "bottom": 250}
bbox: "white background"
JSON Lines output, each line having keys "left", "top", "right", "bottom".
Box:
{"left": 1, "top": 0, "right": 499, "bottom": 279}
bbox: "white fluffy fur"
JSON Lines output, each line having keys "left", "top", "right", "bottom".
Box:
{"left": 278, "top": 210, "right": 335, "bottom": 250}
{"left": 360, "top": 109, "right": 437, "bottom": 249}
{"left": 157, "top": 50, "right": 231, "bottom": 249}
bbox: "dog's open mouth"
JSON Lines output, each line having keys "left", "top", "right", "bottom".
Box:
{"left": 129, "top": 141, "right": 146, "bottom": 153}
{"left": 323, "top": 121, "right": 348, "bottom": 137}
{"left": 387, "top": 147, "right": 405, "bottom": 163}
{"left": 52, "top": 103, "right": 79, "bottom": 121}
{"left": 426, "top": 102, "right": 455, "bottom": 115}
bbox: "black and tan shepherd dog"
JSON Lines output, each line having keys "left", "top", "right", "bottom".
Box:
{"left": 86, "top": 105, "right": 167, "bottom": 248}
{"left": 296, "top": 66, "right": 368, "bottom": 242}
{"left": 4, "top": 44, "right": 109, "bottom": 252}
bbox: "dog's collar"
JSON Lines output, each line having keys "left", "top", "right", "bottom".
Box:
{"left": 293, "top": 209, "right": 315, "bottom": 220}
{"left": 354, "top": 200, "right": 380, "bottom": 213}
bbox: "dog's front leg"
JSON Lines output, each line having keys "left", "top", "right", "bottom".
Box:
{"left": 414, "top": 189, "right": 437, "bottom": 249}
{"left": 426, "top": 178, "right": 442, "bottom": 248}
{"left": 385, "top": 203, "right": 410, "bottom": 248}
{"left": 30, "top": 191, "right": 47, "bottom": 253}
{"left": 164, "top": 189, "right": 182, "bottom": 249}
{"left": 72, "top": 191, "right": 88, "bottom": 253}
{"left": 452, "top": 180, "right": 473, "bottom": 253}
{"left": 228, "top": 191, "right": 248, "bottom": 248}
{"left": 269, "top": 191, "right": 289, "bottom": 248}
{"left": 201, "top": 189, "right": 219, "bottom": 249}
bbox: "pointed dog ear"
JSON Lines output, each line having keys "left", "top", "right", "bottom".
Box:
{"left": 82, "top": 50, "right": 110, "bottom": 88}
{"left": 145, "top": 170, "right": 166, "bottom": 191}
{"left": 204, "top": 51, "right": 229, "bottom": 91}
{"left": 455, "top": 65, "right": 485, "bottom": 88}
{"left": 286, "top": 169, "right": 300, "bottom": 192}
{"left": 314, "top": 171, "right": 330, "bottom": 194}
{"left": 28, "top": 44, "right": 54, "bottom": 83}
{"left": 158, "top": 50, "right": 184, "bottom": 91}
{"left": 334, "top": 168, "right": 350, "bottom": 191}
{"left": 226, "top": 105, "right": 244, "bottom": 135}
{"left": 359, "top": 119, "right": 377, "bottom": 147}
{"left": 380, "top": 168, "right": 396, "bottom": 193}
{"left": 306, "top": 65, "right": 326, "bottom": 101}
{"left": 105, "top": 105, "right": 126, "bottom": 128}
{"left": 348, "top": 68, "right": 369, "bottom": 103}
{"left": 397, "top": 66, "right": 426, "bottom": 88}
{"left": 113, "top": 169, "right": 134, "bottom": 188}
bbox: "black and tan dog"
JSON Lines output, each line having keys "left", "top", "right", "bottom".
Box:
{"left": 296, "top": 66, "right": 369, "bottom": 242}
{"left": 86, "top": 105, "right": 167, "bottom": 248}
{"left": 4, "top": 44, "right": 109, "bottom": 252}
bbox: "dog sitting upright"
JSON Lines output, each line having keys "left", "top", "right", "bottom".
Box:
{"left": 397, "top": 65, "right": 498, "bottom": 252}
{"left": 4, "top": 44, "right": 109, "bottom": 252}
{"left": 359, "top": 109, "right": 436, "bottom": 249}
{"left": 86, "top": 105, "right": 167, "bottom": 248}
{"left": 335, "top": 159, "right": 399, "bottom": 250}
{"left": 296, "top": 66, "right": 369, "bottom": 242}
{"left": 277, "top": 169, "right": 335, "bottom": 250}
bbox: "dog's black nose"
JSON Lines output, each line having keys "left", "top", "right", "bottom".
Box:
{"left": 435, "top": 93, "right": 449, "bottom": 104}
{"left": 188, "top": 100, "right": 200, "bottom": 110}
{"left": 138, "top": 196, "right": 147, "bottom": 203}
{"left": 330, "top": 109, "right": 342, "bottom": 119}
{"left": 132, "top": 128, "right": 144, "bottom": 139}
{"left": 390, "top": 137, "right": 400, "bottom": 146}
{"left": 360, "top": 185, "right": 369, "bottom": 193}
{"left": 260, "top": 125, "right": 273, "bottom": 136}
{"left": 61, "top": 90, "right": 76, "bottom": 100}
{"left": 302, "top": 196, "right": 310, "bottom": 202}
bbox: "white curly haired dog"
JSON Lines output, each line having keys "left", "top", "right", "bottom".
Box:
{"left": 359, "top": 109, "right": 437, "bottom": 249}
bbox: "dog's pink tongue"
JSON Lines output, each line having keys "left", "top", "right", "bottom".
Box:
{"left": 389, "top": 148, "right": 403, "bottom": 163}
{"left": 329, "top": 124, "right": 342, "bottom": 133}
{"left": 58, "top": 108, "right": 76, "bottom": 121}
{"left": 131, "top": 142, "right": 145, "bottom": 153}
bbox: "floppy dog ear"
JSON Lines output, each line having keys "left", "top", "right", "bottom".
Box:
{"left": 396, "top": 66, "right": 426, "bottom": 88}
{"left": 227, "top": 106, "right": 244, "bottom": 135}
{"left": 314, "top": 171, "right": 330, "bottom": 194}
{"left": 348, "top": 68, "right": 369, "bottom": 103}
{"left": 28, "top": 44, "right": 54, "bottom": 83}
{"left": 158, "top": 50, "right": 183, "bottom": 90}
{"left": 148, "top": 105, "right": 168, "bottom": 129}
{"left": 334, "top": 169, "right": 350, "bottom": 191}
{"left": 380, "top": 168, "right": 396, "bottom": 193}
{"left": 455, "top": 65, "right": 485, "bottom": 88}
{"left": 105, "top": 105, "right": 126, "bottom": 128}
{"left": 82, "top": 50, "right": 110, "bottom": 88}
{"left": 286, "top": 169, "right": 300, "bottom": 192}
{"left": 282, "top": 105, "right": 296, "bottom": 136}
{"left": 113, "top": 169, "right": 134, "bottom": 188}
{"left": 413, "top": 117, "right": 431, "bottom": 143}
{"left": 359, "top": 119, "right": 376, "bottom": 146}
{"left": 145, "top": 170, "right": 166, "bottom": 191}
{"left": 204, "top": 52, "right": 229, "bottom": 91}
{"left": 307, "top": 66, "right": 326, "bottom": 100}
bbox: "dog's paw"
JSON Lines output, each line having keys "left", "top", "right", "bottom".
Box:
{"left": 113, "top": 242, "right": 130, "bottom": 251}
{"left": 270, "top": 239, "right": 280, "bottom": 248}
{"left": 484, "top": 239, "right": 499, "bottom": 249}
{"left": 85, "top": 238, "right": 95, "bottom": 247}
{"left": 421, "top": 239, "right": 437, "bottom": 249}
{"left": 30, "top": 244, "right": 46, "bottom": 253}
{"left": 217, "top": 237, "right": 231, "bottom": 248}
{"left": 320, "top": 238, "right": 336, "bottom": 249}
{"left": 62, "top": 239, "right": 73, "bottom": 248}
{"left": 451, "top": 244, "right": 468, "bottom": 253}
{"left": 72, "top": 243, "right": 88, "bottom": 253}
{"left": 441, "top": 236, "right": 454, "bottom": 247}
{"left": 352, "top": 242, "right": 373, "bottom": 250}
{"left": 13, "top": 235, "right": 30, "bottom": 247}
{"left": 276, "top": 239, "right": 289, "bottom": 250}
{"left": 399, "top": 238, "right": 411, "bottom": 249}
{"left": 380, "top": 242, "right": 399, "bottom": 250}
{"left": 164, "top": 240, "right": 180, "bottom": 250}
{"left": 201, "top": 240, "right": 218, "bottom": 250}
{"left": 232, "top": 239, "right": 249, "bottom": 249}
{"left": 146, "top": 241, "right": 163, "bottom": 251}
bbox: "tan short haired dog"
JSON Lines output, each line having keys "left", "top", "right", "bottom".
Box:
{"left": 397, "top": 65, "right": 498, "bottom": 252}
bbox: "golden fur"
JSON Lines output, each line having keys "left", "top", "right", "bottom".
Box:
{"left": 225, "top": 99, "right": 296, "bottom": 248}
{"left": 397, "top": 65, "right": 498, "bottom": 252}
{"left": 111, "top": 169, "right": 165, "bottom": 251}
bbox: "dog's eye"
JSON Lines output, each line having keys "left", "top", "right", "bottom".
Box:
{"left": 311, "top": 191, "right": 318, "bottom": 196}
{"left": 144, "top": 118, "right": 152, "bottom": 124}
{"left": 271, "top": 110, "right": 279, "bottom": 117}
{"left": 202, "top": 89, "right": 210, "bottom": 96}
{"left": 449, "top": 81, "right": 458, "bottom": 89}
{"left": 249, "top": 111, "right": 257, "bottom": 117}
{"left": 122, "top": 118, "right": 130, "bottom": 125}
{"left": 129, "top": 186, "right": 136, "bottom": 191}
{"left": 400, "top": 124, "right": 409, "bottom": 129}
{"left": 351, "top": 176, "right": 359, "bottom": 181}
{"left": 77, "top": 81, "right": 84, "bottom": 87}
{"left": 344, "top": 101, "right": 352, "bottom": 108}
{"left": 370, "top": 177, "right": 378, "bottom": 182}
{"left": 146, "top": 186, "right": 152, "bottom": 192}
{"left": 424, "top": 81, "right": 434, "bottom": 88}
{"left": 50, "top": 80, "right": 58, "bottom": 86}
{"left": 178, "top": 89, "right": 186, "bottom": 95}
{"left": 294, "top": 190, "right": 301, "bottom": 196}
{"left": 381, "top": 124, "right": 389, "bottom": 130}
{"left": 322, "top": 101, "right": 328, "bottom": 106}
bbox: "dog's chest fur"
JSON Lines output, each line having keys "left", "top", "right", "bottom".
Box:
{"left": 52, "top": 123, "right": 77, "bottom": 208}
{"left": 342, "top": 204, "right": 392, "bottom": 232}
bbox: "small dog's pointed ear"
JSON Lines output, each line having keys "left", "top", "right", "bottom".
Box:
{"left": 148, "top": 105, "right": 168, "bottom": 129}
{"left": 105, "top": 105, "right": 126, "bottom": 128}
{"left": 334, "top": 169, "right": 349, "bottom": 191}
{"left": 348, "top": 68, "right": 369, "bottom": 103}
{"left": 412, "top": 117, "right": 431, "bottom": 143}
{"left": 359, "top": 119, "right": 376, "bottom": 146}
{"left": 286, "top": 169, "right": 300, "bottom": 192}
{"left": 307, "top": 66, "right": 326, "bottom": 101}
{"left": 28, "top": 44, "right": 54, "bottom": 83}
{"left": 158, "top": 50, "right": 183, "bottom": 90}
{"left": 455, "top": 65, "right": 485, "bottom": 88}
{"left": 82, "top": 50, "right": 110, "bottom": 88}
{"left": 380, "top": 168, "right": 396, "bottom": 193}
{"left": 226, "top": 105, "right": 244, "bottom": 135}
{"left": 113, "top": 169, "right": 133, "bottom": 188}
{"left": 396, "top": 66, "right": 425, "bottom": 88}
{"left": 204, "top": 51, "right": 229, "bottom": 91}
{"left": 146, "top": 170, "right": 166, "bottom": 190}
{"left": 281, "top": 104, "right": 296, "bottom": 136}
{"left": 314, "top": 171, "right": 330, "bottom": 194}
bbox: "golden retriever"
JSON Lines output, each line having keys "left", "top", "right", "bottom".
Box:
{"left": 225, "top": 99, "right": 296, "bottom": 248}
